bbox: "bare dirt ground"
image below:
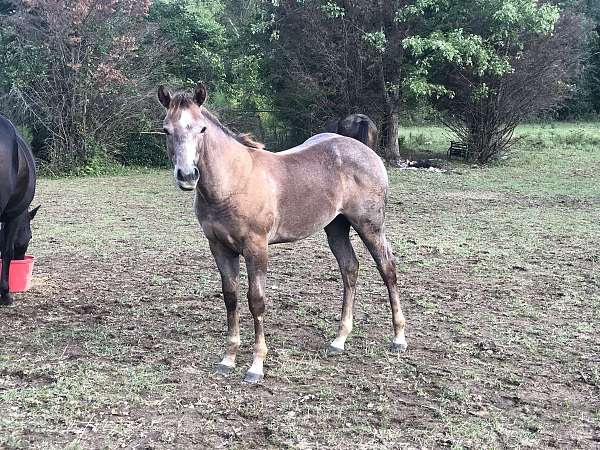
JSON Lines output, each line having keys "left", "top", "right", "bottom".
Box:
{"left": 1, "top": 150, "right": 599, "bottom": 448}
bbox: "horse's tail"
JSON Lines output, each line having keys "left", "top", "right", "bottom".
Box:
{"left": 357, "top": 119, "right": 370, "bottom": 147}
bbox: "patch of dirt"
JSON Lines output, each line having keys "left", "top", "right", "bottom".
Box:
{"left": 0, "top": 171, "right": 599, "bottom": 449}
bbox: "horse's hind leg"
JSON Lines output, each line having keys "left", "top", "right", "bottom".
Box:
{"left": 209, "top": 241, "right": 241, "bottom": 374}
{"left": 354, "top": 222, "right": 407, "bottom": 352}
{"left": 325, "top": 215, "right": 359, "bottom": 354}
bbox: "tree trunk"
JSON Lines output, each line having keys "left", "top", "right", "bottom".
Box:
{"left": 382, "top": 109, "right": 400, "bottom": 163}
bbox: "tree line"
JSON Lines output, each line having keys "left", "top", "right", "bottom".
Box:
{"left": 0, "top": 0, "right": 597, "bottom": 173}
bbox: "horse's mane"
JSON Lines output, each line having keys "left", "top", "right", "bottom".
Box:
{"left": 236, "top": 133, "right": 265, "bottom": 150}
{"left": 170, "top": 92, "right": 265, "bottom": 150}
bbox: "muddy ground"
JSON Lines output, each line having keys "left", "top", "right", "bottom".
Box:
{"left": 1, "top": 155, "right": 599, "bottom": 448}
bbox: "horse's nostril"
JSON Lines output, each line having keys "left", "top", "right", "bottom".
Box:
{"left": 176, "top": 168, "right": 199, "bottom": 183}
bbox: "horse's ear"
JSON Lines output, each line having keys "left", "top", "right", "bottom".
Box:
{"left": 194, "top": 82, "right": 207, "bottom": 106}
{"left": 158, "top": 85, "right": 171, "bottom": 108}
{"left": 29, "top": 205, "right": 40, "bottom": 221}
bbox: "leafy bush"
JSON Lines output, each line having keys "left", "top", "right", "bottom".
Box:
{"left": 1, "top": 0, "right": 167, "bottom": 173}
{"left": 120, "top": 131, "right": 169, "bottom": 168}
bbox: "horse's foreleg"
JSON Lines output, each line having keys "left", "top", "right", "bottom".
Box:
{"left": 243, "top": 241, "right": 268, "bottom": 383}
{"left": 0, "top": 218, "right": 18, "bottom": 306}
{"left": 325, "top": 216, "right": 359, "bottom": 354}
{"left": 210, "top": 241, "right": 241, "bottom": 374}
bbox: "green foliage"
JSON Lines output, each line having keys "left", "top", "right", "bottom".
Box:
{"left": 0, "top": 0, "right": 596, "bottom": 171}
{"left": 149, "top": 0, "right": 270, "bottom": 110}
{"left": 120, "top": 132, "right": 169, "bottom": 168}
{"left": 363, "top": 31, "right": 387, "bottom": 53}
{"left": 321, "top": 1, "right": 345, "bottom": 18}
{"left": 0, "top": 1, "right": 167, "bottom": 173}
{"left": 560, "top": 0, "right": 600, "bottom": 116}
{"left": 402, "top": 0, "right": 561, "bottom": 99}
{"left": 265, "top": 0, "right": 581, "bottom": 163}
{"left": 0, "top": 26, "right": 46, "bottom": 94}
{"left": 149, "top": 0, "right": 228, "bottom": 88}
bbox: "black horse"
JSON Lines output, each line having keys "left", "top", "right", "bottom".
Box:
{"left": 0, "top": 114, "right": 38, "bottom": 305}
{"left": 326, "top": 114, "right": 378, "bottom": 150}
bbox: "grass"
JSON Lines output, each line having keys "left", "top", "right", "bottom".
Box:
{"left": 0, "top": 122, "right": 599, "bottom": 448}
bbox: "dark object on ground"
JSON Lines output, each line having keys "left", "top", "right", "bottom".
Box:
{"left": 447, "top": 141, "right": 468, "bottom": 159}
{"left": 326, "top": 114, "right": 378, "bottom": 149}
{"left": 408, "top": 159, "right": 445, "bottom": 169}
{"left": 0, "top": 114, "right": 38, "bottom": 305}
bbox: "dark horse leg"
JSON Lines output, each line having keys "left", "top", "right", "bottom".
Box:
{"left": 354, "top": 221, "right": 407, "bottom": 352}
{"left": 210, "top": 241, "right": 241, "bottom": 375}
{"left": 242, "top": 239, "right": 269, "bottom": 383}
{"left": 325, "top": 215, "right": 359, "bottom": 354}
{"left": 0, "top": 217, "right": 19, "bottom": 305}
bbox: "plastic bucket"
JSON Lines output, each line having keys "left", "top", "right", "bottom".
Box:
{"left": 0, "top": 255, "right": 35, "bottom": 293}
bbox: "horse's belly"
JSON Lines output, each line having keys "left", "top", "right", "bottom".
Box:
{"left": 270, "top": 205, "right": 338, "bottom": 244}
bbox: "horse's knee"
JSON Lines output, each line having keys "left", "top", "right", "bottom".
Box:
{"left": 247, "top": 287, "right": 266, "bottom": 317}
{"left": 248, "top": 299, "right": 265, "bottom": 317}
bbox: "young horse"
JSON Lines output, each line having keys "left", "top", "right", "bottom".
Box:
{"left": 0, "top": 115, "right": 37, "bottom": 305}
{"left": 326, "top": 113, "right": 378, "bottom": 150}
{"left": 158, "top": 84, "right": 407, "bottom": 383}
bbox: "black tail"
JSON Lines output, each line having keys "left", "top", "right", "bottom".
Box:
{"left": 357, "top": 119, "right": 370, "bottom": 146}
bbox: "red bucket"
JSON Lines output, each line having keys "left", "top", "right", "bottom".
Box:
{"left": 0, "top": 255, "right": 35, "bottom": 293}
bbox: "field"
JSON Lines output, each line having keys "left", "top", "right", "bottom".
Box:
{"left": 1, "top": 123, "right": 599, "bottom": 449}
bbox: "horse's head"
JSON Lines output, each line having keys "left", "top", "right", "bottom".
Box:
{"left": 158, "top": 83, "right": 210, "bottom": 191}
{"left": 13, "top": 205, "right": 40, "bottom": 260}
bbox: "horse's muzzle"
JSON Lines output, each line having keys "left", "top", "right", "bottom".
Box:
{"left": 175, "top": 167, "right": 199, "bottom": 191}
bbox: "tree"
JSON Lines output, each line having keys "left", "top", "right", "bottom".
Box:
{"left": 1, "top": 0, "right": 166, "bottom": 172}
{"left": 558, "top": 0, "right": 600, "bottom": 117}
{"left": 269, "top": 0, "right": 423, "bottom": 161}
{"left": 149, "top": 0, "right": 270, "bottom": 110}
{"left": 406, "top": 3, "right": 588, "bottom": 162}
{"left": 266, "top": 0, "right": 584, "bottom": 163}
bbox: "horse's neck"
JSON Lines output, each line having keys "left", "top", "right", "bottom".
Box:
{"left": 197, "top": 130, "right": 252, "bottom": 202}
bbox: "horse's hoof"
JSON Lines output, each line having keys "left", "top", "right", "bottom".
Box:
{"left": 243, "top": 371, "right": 264, "bottom": 384}
{"left": 0, "top": 293, "right": 13, "bottom": 306}
{"left": 390, "top": 341, "right": 408, "bottom": 353}
{"left": 216, "top": 363, "right": 234, "bottom": 375}
{"left": 327, "top": 344, "right": 344, "bottom": 355}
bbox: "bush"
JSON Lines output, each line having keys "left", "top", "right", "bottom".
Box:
{"left": 120, "top": 131, "right": 169, "bottom": 168}
{"left": 1, "top": 0, "right": 167, "bottom": 173}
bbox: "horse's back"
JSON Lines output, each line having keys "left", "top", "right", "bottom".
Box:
{"left": 278, "top": 132, "right": 386, "bottom": 181}
{"left": 274, "top": 132, "right": 388, "bottom": 215}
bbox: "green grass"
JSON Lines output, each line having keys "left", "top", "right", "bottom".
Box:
{"left": 398, "top": 122, "right": 600, "bottom": 197}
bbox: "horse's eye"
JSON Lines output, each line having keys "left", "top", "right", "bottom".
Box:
{"left": 200, "top": 127, "right": 207, "bottom": 134}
